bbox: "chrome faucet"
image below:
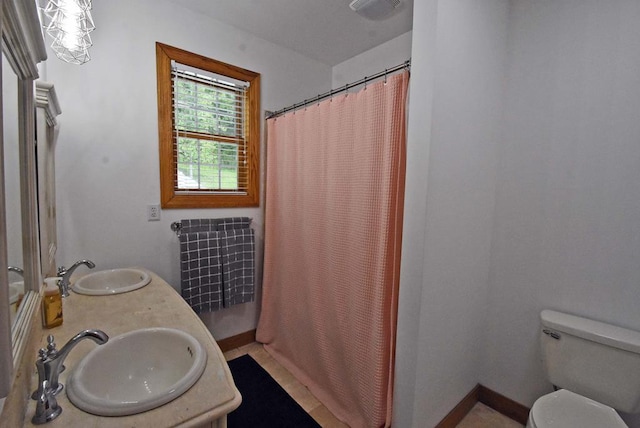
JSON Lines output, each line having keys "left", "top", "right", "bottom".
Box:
{"left": 8, "top": 266, "right": 24, "bottom": 277}
{"left": 32, "top": 330, "right": 108, "bottom": 424}
{"left": 57, "top": 259, "right": 95, "bottom": 297}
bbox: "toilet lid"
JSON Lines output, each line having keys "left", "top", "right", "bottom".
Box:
{"left": 531, "top": 389, "right": 628, "bottom": 428}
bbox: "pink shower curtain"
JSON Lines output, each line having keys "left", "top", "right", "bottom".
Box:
{"left": 256, "top": 71, "right": 409, "bottom": 428}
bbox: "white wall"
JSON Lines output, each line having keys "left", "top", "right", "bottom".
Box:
{"left": 331, "top": 31, "right": 412, "bottom": 89}
{"left": 481, "top": 2, "right": 640, "bottom": 426}
{"left": 395, "top": 0, "right": 509, "bottom": 426}
{"left": 393, "top": 1, "right": 438, "bottom": 426}
{"left": 46, "top": 0, "right": 332, "bottom": 340}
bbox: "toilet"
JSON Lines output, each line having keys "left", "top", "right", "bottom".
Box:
{"left": 527, "top": 310, "right": 640, "bottom": 428}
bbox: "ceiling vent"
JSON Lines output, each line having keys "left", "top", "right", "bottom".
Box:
{"left": 349, "top": 0, "right": 401, "bottom": 20}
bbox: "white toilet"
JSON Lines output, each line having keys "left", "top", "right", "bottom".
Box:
{"left": 527, "top": 310, "right": 640, "bottom": 428}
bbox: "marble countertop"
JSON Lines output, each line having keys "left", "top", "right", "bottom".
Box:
{"left": 22, "top": 269, "right": 241, "bottom": 427}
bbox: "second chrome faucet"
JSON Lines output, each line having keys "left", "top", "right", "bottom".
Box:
{"left": 57, "top": 259, "right": 95, "bottom": 297}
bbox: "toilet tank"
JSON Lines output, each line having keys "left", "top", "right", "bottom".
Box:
{"left": 540, "top": 310, "right": 640, "bottom": 413}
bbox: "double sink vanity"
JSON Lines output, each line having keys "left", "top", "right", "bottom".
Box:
{"left": 4, "top": 268, "right": 241, "bottom": 427}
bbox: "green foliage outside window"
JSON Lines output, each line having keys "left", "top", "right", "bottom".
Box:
{"left": 174, "top": 76, "right": 242, "bottom": 190}
{"left": 177, "top": 138, "right": 238, "bottom": 189}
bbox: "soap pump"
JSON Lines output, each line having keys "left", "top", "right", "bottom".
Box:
{"left": 42, "top": 279, "right": 63, "bottom": 329}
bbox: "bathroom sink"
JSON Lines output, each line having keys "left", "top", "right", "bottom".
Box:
{"left": 9, "top": 282, "right": 24, "bottom": 323}
{"left": 71, "top": 268, "right": 151, "bottom": 295}
{"left": 66, "top": 328, "right": 207, "bottom": 416}
{"left": 9, "top": 282, "right": 22, "bottom": 304}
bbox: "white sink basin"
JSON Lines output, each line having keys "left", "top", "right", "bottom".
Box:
{"left": 9, "top": 281, "right": 23, "bottom": 305}
{"left": 9, "top": 282, "right": 24, "bottom": 323}
{"left": 66, "top": 328, "right": 207, "bottom": 416}
{"left": 72, "top": 268, "right": 151, "bottom": 295}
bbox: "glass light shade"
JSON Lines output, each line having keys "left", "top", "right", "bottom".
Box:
{"left": 40, "top": 0, "right": 95, "bottom": 65}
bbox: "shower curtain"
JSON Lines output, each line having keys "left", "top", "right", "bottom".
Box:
{"left": 256, "top": 71, "right": 409, "bottom": 427}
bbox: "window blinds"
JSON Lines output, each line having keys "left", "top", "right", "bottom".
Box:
{"left": 172, "top": 66, "right": 249, "bottom": 194}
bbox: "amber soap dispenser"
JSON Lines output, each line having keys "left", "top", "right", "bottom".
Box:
{"left": 42, "top": 278, "right": 63, "bottom": 328}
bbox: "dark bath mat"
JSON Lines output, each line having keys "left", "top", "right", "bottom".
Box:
{"left": 227, "top": 354, "right": 321, "bottom": 428}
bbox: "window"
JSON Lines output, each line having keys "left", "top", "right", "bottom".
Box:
{"left": 156, "top": 42, "right": 260, "bottom": 208}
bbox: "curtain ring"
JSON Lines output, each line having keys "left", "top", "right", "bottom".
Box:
{"left": 317, "top": 94, "right": 321, "bottom": 106}
{"left": 384, "top": 69, "right": 388, "bottom": 84}
{"left": 364, "top": 76, "right": 367, "bottom": 90}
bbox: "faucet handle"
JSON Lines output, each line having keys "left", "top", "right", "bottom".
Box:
{"left": 46, "top": 335, "right": 58, "bottom": 356}
{"left": 32, "top": 350, "right": 47, "bottom": 400}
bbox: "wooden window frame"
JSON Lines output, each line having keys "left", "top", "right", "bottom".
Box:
{"left": 156, "top": 42, "right": 260, "bottom": 208}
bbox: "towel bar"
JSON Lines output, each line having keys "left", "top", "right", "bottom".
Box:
{"left": 171, "top": 218, "right": 253, "bottom": 235}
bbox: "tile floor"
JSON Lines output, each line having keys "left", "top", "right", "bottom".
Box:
{"left": 223, "top": 342, "right": 523, "bottom": 428}
{"left": 458, "top": 403, "right": 524, "bottom": 428}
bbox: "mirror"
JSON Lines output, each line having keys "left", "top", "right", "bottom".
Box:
{"left": 0, "top": 0, "right": 48, "bottom": 399}
{"left": 3, "top": 53, "right": 24, "bottom": 328}
{"left": 35, "top": 81, "right": 60, "bottom": 280}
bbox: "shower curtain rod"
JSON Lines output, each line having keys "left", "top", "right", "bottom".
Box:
{"left": 266, "top": 59, "right": 411, "bottom": 119}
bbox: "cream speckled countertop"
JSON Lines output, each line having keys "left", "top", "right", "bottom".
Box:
{"left": 22, "top": 269, "right": 241, "bottom": 427}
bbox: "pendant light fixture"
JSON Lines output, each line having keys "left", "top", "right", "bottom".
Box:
{"left": 40, "top": 0, "right": 95, "bottom": 65}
